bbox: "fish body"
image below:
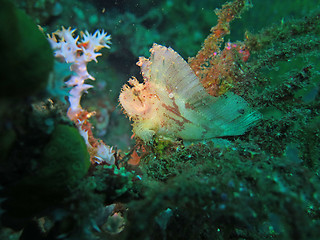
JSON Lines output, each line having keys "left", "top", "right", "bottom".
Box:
{"left": 119, "top": 44, "right": 261, "bottom": 142}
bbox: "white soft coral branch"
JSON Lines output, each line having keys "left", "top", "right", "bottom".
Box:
{"left": 47, "top": 26, "right": 111, "bottom": 120}
{"left": 47, "top": 27, "right": 114, "bottom": 164}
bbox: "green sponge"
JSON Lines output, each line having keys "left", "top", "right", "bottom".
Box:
{"left": 0, "top": 0, "right": 53, "bottom": 99}
{"left": 1, "top": 124, "right": 90, "bottom": 229}
{"left": 41, "top": 124, "right": 91, "bottom": 185}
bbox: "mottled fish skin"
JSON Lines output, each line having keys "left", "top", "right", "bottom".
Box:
{"left": 119, "top": 43, "right": 261, "bottom": 142}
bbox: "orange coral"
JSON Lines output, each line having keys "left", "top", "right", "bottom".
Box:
{"left": 189, "top": 0, "right": 251, "bottom": 97}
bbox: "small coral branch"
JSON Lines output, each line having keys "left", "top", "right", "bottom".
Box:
{"left": 47, "top": 27, "right": 115, "bottom": 164}
{"left": 47, "top": 27, "right": 111, "bottom": 120}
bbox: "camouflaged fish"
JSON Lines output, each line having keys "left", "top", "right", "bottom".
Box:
{"left": 119, "top": 43, "right": 261, "bottom": 142}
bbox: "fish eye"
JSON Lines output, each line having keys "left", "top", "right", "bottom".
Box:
{"left": 238, "top": 109, "right": 245, "bottom": 114}
{"left": 133, "top": 89, "right": 140, "bottom": 96}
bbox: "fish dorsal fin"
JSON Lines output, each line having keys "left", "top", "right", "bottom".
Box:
{"left": 138, "top": 43, "right": 206, "bottom": 103}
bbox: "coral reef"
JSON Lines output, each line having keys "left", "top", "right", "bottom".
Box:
{"left": 1, "top": 0, "right": 320, "bottom": 239}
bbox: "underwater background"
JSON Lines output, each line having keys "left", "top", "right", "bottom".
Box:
{"left": 1, "top": 0, "right": 320, "bottom": 239}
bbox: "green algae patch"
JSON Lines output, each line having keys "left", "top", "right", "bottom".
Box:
{"left": 41, "top": 124, "right": 91, "bottom": 186}
{"left": 1, "top": 124, "right": 91, "bottom": 229}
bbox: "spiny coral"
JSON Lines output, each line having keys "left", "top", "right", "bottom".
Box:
{"left": 119, "top": 43, "right": 261, "bottom": 143}
{"left": 47, "top": 27, "right": 115, "bottom": 164}
{"left": 47, "top": 26, "right": 111, "bottom": 120}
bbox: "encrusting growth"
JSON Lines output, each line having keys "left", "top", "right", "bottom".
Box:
{"left": 189, "top": 0, "right": 251, "bottom": 97}
{"left": 119, "top": 43, "right": 261, "bottom": 143}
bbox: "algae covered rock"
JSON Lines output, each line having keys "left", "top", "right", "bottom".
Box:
{"left": 40, "top": 124, "right": 91, "bottom": 185}
{"left": 0, "top": 0, "right": 53, "bottom": 99}
{"left": 1, "top": 124, "right": 90, "bottom": 229}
